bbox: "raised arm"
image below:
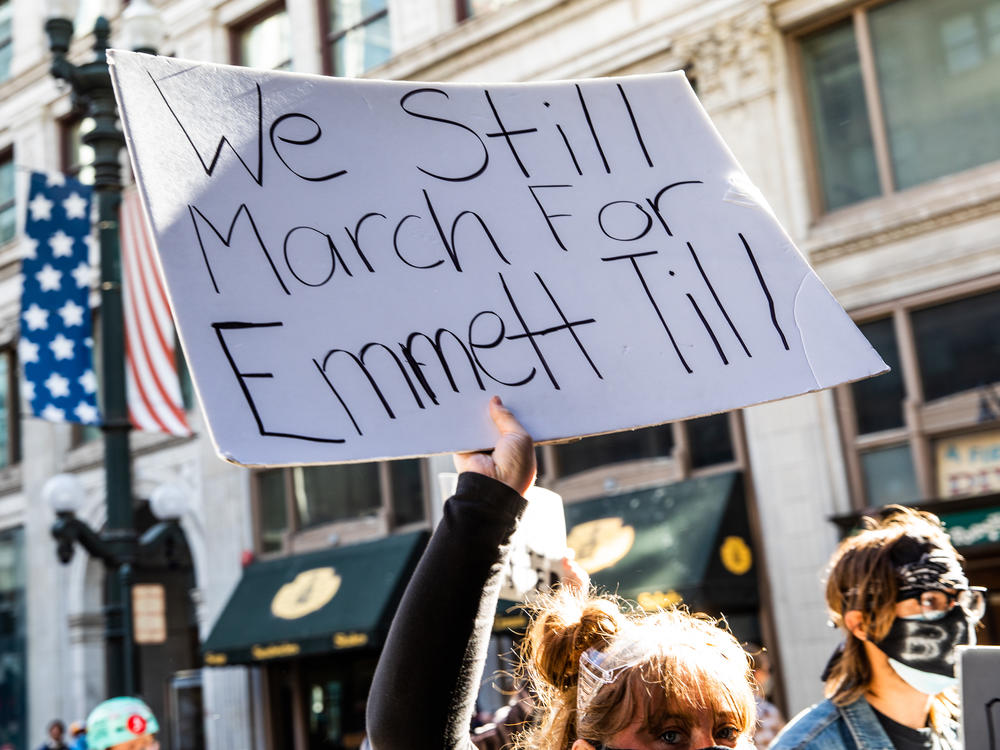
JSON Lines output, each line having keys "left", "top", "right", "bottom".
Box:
{"left": 366, "top": 397, "right": 536, "bottom": 750}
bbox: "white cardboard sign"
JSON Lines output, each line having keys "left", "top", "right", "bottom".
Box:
{"left": 439, "top": 473, "right": 566, "bottom": 602}
{"left": 109, "top": 51, "right": 887, "bottom": 467}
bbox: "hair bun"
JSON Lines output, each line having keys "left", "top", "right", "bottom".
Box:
{"left": 527, "top": 594, "right": 625, "bottom": 690}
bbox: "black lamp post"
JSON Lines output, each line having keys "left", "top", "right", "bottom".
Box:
{"left": 46, "top": 476, "right": 189, "bottom": 698}
{"left": 42, "top": 0, "right": 165, "bottom": 699}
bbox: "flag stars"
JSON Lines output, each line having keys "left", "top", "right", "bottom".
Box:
{"left": 79, "top": 369, "right": 97, "bottom": 394}
{"left": 24, "top": 172, "right": 101, "bottom": 429}
{"left": 49, "top": 230, "right": 75, "bottom": 258}
{"left": 74, "top": 401, "right": 99, "bottom": 424}
{"left": 50, "top": 333, "right": 76, "bottom": 360}
{"left": 18, "top": 339, "right": 39, "bottom": 364}
{"left": 28, "top": 192, "right": 54, "bottom": 222}
{"left": 71, "top": 262, "right": 95, "bottom": 289}
{"left": 62, "top": 192, "right": 88, "bottom": 220}
{"left": 44, "top": 372, "right": 70, "bottom": 398}
{"left": 41, "top": 404, "right": 66, "bottom": 422}
{"left": 22, "top": 303, "right": 50, "bottom": 331}
{"left": 57, "top": 299, "right": 85, "bottom": 327}
{"left": 36, "top": 264, "right": 63, "bottom": 292}
{"left": 22, "top": 237, "right": 38, "bottom": 261}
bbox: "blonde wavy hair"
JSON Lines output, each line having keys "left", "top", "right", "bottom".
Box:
{"left": 823, "top": 505, "right": 961, "bottom": 729}
{"left": 512, "top": 589, "right": 756, "bottom": 750}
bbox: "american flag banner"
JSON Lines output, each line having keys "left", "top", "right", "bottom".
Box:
{"left": 120, "top": 187, "right": 192, "bottom": 437}
{"left": 20, "top": 171, "right": 100, "bottom": 425}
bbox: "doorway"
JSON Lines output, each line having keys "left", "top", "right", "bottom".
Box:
{"left": 266, "top": 653, "right": 378, "bottom": 750}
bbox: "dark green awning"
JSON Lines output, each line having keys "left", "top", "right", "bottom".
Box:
{"left": 564, "top": 472, "right": 757, "bottom": 612}
{"left": 203, "top": 530, "right": 427, "bottom": 666}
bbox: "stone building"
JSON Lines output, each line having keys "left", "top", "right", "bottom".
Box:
{"left": 0, "top": 0, "right": 998, "bottom": 749}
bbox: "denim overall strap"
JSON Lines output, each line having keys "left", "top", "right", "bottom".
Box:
{"left": 838, "top": 699, "right": 895, "bottom": 750}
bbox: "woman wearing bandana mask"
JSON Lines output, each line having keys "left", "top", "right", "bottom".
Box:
{"left": 368, "top": 397, "right": 757, "bottom": 750}
{"left": 771, "top": 507, "right": 983, "bottom": 750}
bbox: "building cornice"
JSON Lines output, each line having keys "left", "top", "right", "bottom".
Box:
{"left": 805, "top": 165, "right": 1000, "bottom": 264}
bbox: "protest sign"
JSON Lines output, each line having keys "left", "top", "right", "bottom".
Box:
{"left": 439, "top": 473, "right": 565, "bottom": 602}
{"left": 109, "top": 50, "right": 887, "bottom": 466}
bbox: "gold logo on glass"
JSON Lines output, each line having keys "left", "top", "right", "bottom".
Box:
{"left": 719, "top": 536, "right": 753, "bottom": 575}
{"left": 271, "top": 567, "right": 342, "bottom": 620}
{"left": 567, "top": 517, "right": 636, "bottom": 574}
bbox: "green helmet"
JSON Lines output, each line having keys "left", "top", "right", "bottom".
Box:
{"left": 86, "top": 697, "right": 159, "bottom": 750}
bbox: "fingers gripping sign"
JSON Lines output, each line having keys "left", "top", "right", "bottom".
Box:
{"left": 454, "top": 396, "right": 536, "bottom": 496}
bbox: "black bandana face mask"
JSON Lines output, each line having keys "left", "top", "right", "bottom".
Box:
{"left": 876, "top": 605, "right": 973, "bottom": 692}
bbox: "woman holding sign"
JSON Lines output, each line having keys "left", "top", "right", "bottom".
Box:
{"left": 367, "top": 397, "right": 756, "bottom": 750}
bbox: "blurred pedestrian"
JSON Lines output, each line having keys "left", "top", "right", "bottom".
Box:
{"left": 68, "top": 721, "right": 87, "bottom": 750}
{"left": 35, "top": 719, "right": 69, "bottom": 750}
{"left": 771, "top": 506, "right": 981, "bottom": 749}
{"left": 86, "top": 697, "right": 160, "bottom": 750}
{"left": 367, "top": 396, "right": 758, "bottom": 750}
{"left": 744, "top": 643, "right": 784, "bottom": 749}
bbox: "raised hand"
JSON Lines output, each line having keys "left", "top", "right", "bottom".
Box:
{"left": 453, "top": 396, "right": 536, "bottom": 496}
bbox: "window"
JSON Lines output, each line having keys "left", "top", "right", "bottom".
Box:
{"left": 61, "top": 117, "right": 96, "bottom": 186}
{"left": 0, "top": 151, "right": 13, "bottom": 245}
{"left": 75, "top": 0, "right": 101, "bottom": 37}
{"left": 840, "top": 284, "right": 1000, "bottom": 506}
{"left": 0, "top": 349, "right": 18, "bottom": 468}
{"left": 851, "top": 318, "right": 905, "bottom": 434}
{"left": 688, "top": 413, "right": 735, "bottom": 468}
{"left": 459, "top": 0, "right": 519, "bottom": 19}
{"left": 254, "top": 459, "right": 427, "bottom": 555}
{"left": 550, "top": 413, "right": 738, "bottom": 485}
{"left": 325, "top": 0, "right": 390, "bottom": 77}
{"left": 234, "top": 6, "right": 293, "bottom": 70}
{"left": 554, "top": 425, "right": 674, "bottom": 478}
{"left": 860, "top": 443, "right": 919, "bottom": 506}
{"left": 0, "top": 527, "right": 25, "bottom": 750}
{"left": 800, "top": 0, "right": 1000, "bottom": 212}
{"left": 175, "top": 339, "right": 195, "bottom": 411}
{"left": 912, "top": 291, "right": 1000, "bottom": 402}
{"left": 0, "top": 0, "right": 11, "bottom": 83}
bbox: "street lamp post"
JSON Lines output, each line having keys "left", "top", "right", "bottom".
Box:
{"left": 45, "top": 475, "right": 189, "bottom": 698}
{"left": 42, "top": 0, "right": 164, "bottom": 699}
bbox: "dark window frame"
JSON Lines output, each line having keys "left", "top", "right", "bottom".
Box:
{"left": 0, "top": 148, "right": 15, "bottom": 246}
{"left": 837, "top": 276, "right": 1000, "bottom": 508}
{"left": 0, "top": 0, "right": 12, "bottom": 83}
{"left": 251, "top": 459, "right": 430, "bottom": 557}
{"left": 0, "top": 526, "right": 26, "bottom": 750}
{"left": 320, "top": 0, "right": 389, "bottom": 76}
{"left": 793, "top": 0, "right": 1000, "bottom": 217}
{"left": 543, "top": 411, "right": 746, "bottom": 504}
{"left": 59, "top": 113, "right": 95, "bottom": 185}
{"left": 229, "top": 2, "right": 293, "bottom": 70}
{"left": 0, "top": 346, "right": 20, "bottom": 468}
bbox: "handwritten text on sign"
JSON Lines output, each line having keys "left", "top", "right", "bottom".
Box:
{"left": 109, "top": 52, "right": 886, "bottom": 466}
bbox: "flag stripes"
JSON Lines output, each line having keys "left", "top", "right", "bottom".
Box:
{"left": 120, "top": 188, "right": 192, "bottom": 437}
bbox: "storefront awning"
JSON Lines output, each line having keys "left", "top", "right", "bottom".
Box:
{"left": 202, "top": 530, "right": 428, "bottom": 667}
{"left": 563, "top": 471, "right": 757, "bottom": 612}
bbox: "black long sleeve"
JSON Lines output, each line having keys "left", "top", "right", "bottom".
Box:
{"left": 367, "top": 472, "right": 527, "bottom": 750}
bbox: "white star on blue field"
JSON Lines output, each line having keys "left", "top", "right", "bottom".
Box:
{"left": 21, "top": 172, "right": 100, "bottom": 425}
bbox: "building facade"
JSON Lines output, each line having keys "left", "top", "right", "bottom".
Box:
{"left": 0, "top": 0, "right": 998, "bottom": 748}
